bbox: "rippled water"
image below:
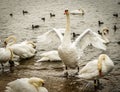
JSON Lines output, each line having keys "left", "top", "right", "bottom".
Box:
{"left": 0, "top": 0, "right": 120, "bottom": 92}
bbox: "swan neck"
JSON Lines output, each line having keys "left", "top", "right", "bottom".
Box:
{"left": 66, "top": 14, "right": 70, "bottom": 32}
{"left": 7, "top": 48, "right": 13, "bottom": 60}
{"left": 5, "top": 36, "right": 16, "bottom": 47}
{"left": 62, "top": 14, "right": 71, "bottom": 44}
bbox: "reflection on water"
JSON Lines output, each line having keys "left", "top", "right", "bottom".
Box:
{"left": 0, "top": 0, "right": 120, "bottom": 92}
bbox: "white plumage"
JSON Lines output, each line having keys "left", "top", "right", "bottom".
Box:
{"left": 36, "top": 28, "right": 65, "bottom": 50}
{"left": 5, "top": 77, "right": 48, "bottom": 92}
{"left": 36, "top": 50, "right": 61, "bottom": 62}
{"left": 4, "top": 36, "right": 36, "bottom": 59}
{"left": 77, "top": 54, "right": 114, "bottom": 79}
{"left": 58, "top": 10, "right": 106, "bottom": 76}
{"left": 70, "top": 9, "right": 84, "bottom": 15}
{"left": 76, "top": 54, "right": 114, "bottom": 89}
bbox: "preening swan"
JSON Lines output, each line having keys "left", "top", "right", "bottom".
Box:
{"left": 58, "top": 10, "right": 106, "bottom": 76}
{"left": 4, "top": 36, "right": 36, "bottom": 59}
{"left": 70, "top": 9, "right": 84, "bottom": 15}
{"left": 5, "top": 77, "right": 48, "bottom": 92}
{"left": 76, "top": 54, "right": 114, "bottom": 90}
{"left": 36, "top": 50, "right": 61, "bottom": 62}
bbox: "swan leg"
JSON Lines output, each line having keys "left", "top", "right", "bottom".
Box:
{"left": 64, "top": 66, "right": 69, "bottom": 77}
{"left": 76, "top": 66, "right": 79, "bottom": 75}
{"left": 94, "top": 79, "right": 97, "bottom": 90}
{"left": 97, "top": 79, "right": 104, "bottom": 90}
{"left": 0, "top": 62, "right": 4, "bottom": 72}
{"left": 9, "top": 60, "right": 14, "bottom": 73}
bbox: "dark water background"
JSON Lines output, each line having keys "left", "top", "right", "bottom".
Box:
{"left": 0, "top": 0, "right": 120, "bottom": 92}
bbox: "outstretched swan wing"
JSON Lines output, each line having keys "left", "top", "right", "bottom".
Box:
{"left": 37, "top": 28, "right": 64, "bottom": 50}
{"left": 73, "top": 29, "right": 106, "bottom": 50}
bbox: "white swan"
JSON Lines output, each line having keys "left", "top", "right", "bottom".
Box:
{"left": 0, "top": 47, "right": 16, "bottom": 72}
{"left": 5, "top": 77, "right": 48, "bottom": 92}
{"left": 36, "top": 50, "right": 61, "bottom": 62}
{"left": 4, "top": 36, "right": 36, "bottom": 59}
{"left": 70, "top": 9, "right": 84, "bottom": 15}
{"left": 76, "top": 54, "right": 114, "bottom": 89}
{"left": 58, "top": 10, "right": 106, "bottom": 76}
{"left": 36, "top": 27, "right": 109, "bottom": 62}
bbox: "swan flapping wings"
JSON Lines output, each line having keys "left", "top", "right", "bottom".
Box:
{"left": 73, "top": 29, "right": 106, "bottom": 50}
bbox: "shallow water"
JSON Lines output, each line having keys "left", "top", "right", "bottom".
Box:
{"left": 0, "top": 0, "right": 120, "bottom": 92}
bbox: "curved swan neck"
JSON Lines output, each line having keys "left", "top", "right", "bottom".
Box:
{"left": 5, "top": 36, "right": 16, "bottom": 47}
{"left": 7, "top": 48, "right": 14, "bottom": 60}
{"left": 97, "top": 54, "right": 106, "bottom": 76}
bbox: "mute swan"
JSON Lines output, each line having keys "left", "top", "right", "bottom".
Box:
{"left": 0, "top": 47, "right": 15, "bottom": 72}
{"left": 5, "top": 77, "right": 48, "bottom": 92}
{"left": 4, "top": 36, "right": 36, "bottom": 59}
{"left": 36, "top": 50, "right": 61, "bottom": 62}
{"left": 76, "top": 54, "right": 114, "bottom": 90}
{"left": 58, "top": 10, "right": 106, "bottom": 76}
{"left": 70, "top": 9, "right": 84, "bottom": 15}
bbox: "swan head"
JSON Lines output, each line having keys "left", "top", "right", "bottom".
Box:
{"left": 64, "top": 10, "right": 69, "bottom": 15}
{"left": 102, "top": 27, "right": 109, "bottom": 35}
{"left": 98, "top": 54, "right": 107, "bottom": 77}
{"left": 4, "top": 35, "right": 17, "bottom": 47}
{"left": 29, "top": 77, "right": 45, "bottom": 88}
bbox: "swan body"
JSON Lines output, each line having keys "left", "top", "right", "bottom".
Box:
{"left": 76, "top": 54, "right": 114, "bottom": 79}
{"left": 0, "top": 48, "right": 12, "bottom": 64}
{"left": 36, "top": 50, "right": 61, "bottom": 62}
{"left": 58, "top": 10, "right": 106, "bottom": 75}
{"left": 0, "top": 47, "right": 19, "bottom": 71}
{"left": 70, "top": 9, "right": 84, "bottom": 15}
{"left": 5, "top": 77, "right": 48, "bottom": 92}
{"left": 4, "top": 36, "right": 36, "bottom": 59}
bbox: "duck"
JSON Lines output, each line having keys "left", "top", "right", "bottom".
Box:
{"left": 9, "top": 13, "right": 13, "bottom": 17}
{"left": 76, "top": 54, "right": 114, "bottom": 90}
{"left": 98, "top": 21, "right": 104, "bottom": 26}
{"left": 113, "top": 25, "right": 117, "bottom": 32}
{"left": 57, "top": 10, "right": 106, "bottom": 77}
{"left": 32, "top": 25, "right": 40, "bottom": 29}
{"left": 113, "top": 13, "right": 118, "bottom": 17}
{"left": 36, "top": 50, "right": 61, "bottom": 62}
{"left": 70, "top": 9, "right": 84, "bottom": 15}
{"left": 4, "top": 36, "right": 37, "bottom": 59}
{"left": 41, "top": 18, "right": 45, "bottom": 22}
{"left": 22, "top": 10, "right": 28, "bottom": 15}
{"left": 5, "top": 77, "right": 48, "bottom": 92}
{"left": 50, "top": 13, "right": 55, "bottom": 17}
